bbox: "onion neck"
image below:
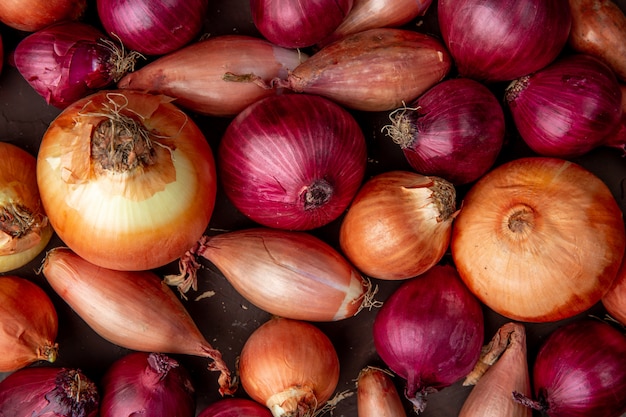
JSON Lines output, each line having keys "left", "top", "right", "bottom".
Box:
{"left": 266, "top": 385, "right": 317, "bottom": 417}
{"left": 0, "top": 203, "right": 48, "bottom": 255}
{"left": 504, "top": 75, "right": 530, "bottom": 104}
{"left": 431, "top": 177, "right": 457, "bottom": 221}
{"left": 382, "top": 105, "right": 420, "bottom": 149}
{"left": 300, "top": 179, "right": 333, "bottom": 210}
{"left": 506, "top": 204, "right": 535, "bottom": 237}
{"left": 38, "top": 342, "right": 59, "bottom": 363}
{"left": 54, "top": 369, "right": 100, "bottom": 416}
{"left": 144, "top": 353, "right": 178, "bottom": 386}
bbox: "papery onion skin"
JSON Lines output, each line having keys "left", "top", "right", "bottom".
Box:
{"left": 438, "top": 0, "right": 571, "bottom": 82}
{"left": 36, "top": 90, "right": 217, "bottom": 272}
{"left": 451, "top": 157, "right": 626, "bottom": 323}
{"left": 372, "top": 264, "right": 484, "bottom": 414}
{"left": 118, "top": 35, "right": 307, "bottom": 117}
{"left": 0, "top": 366, "right": 99, "bottom": 417}
{"left": 339, "top": 171, "right": 457, "bottom": 280}
{"left": 239, "top": 317, "right": 340, "bottom": 417}
{"left": 505, "top": 54, "right": 623, "bottom": 158}
{"left": 0, "top": 0, "right": 86, "bottom": 32}
{"left": 197, "top": 398, "right": 273, "bottom": 417}
{"left": 0, "top": 276, "right": 58, "bottom": 372}
{"left": 356, "top": 367, "right": 408, "bottom": 417}
{"left": 41, "top": 247, "right": 235, "bottom": 396}
{"left": 97, "top": 0, "right": 208, "bottom": 56}
{"left": 100, "top": 352, "right": 195, "bottom": 417}
{"left": 273, "top": 28, "right": 452, "bottom": 112}
{"left": 384, "top": 78, "right": 505, "bottom": 185}
{"left": 0, "top": 142, "right": 53, "bottom": 273}
{"left": 251, "top": 0, "right": 353, "bottom": 48}
{"left": 602, "top": 250, "right": 626, "bottom": 325}
{"left": 219, "top": 94, "right": 367, "bottom": 231}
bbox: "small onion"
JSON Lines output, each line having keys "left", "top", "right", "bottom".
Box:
{"left": 0, "top": 366, "right": 99, "bottom": 417}
{"left": 339, "top": 171, "right": 457, "bottom": 281}
{"left": 100, "top": 352, "right": 195, "bottom": 417}
{"left": 219, "top": 94, "right": 367, "bottom": 231}
{"left": 197, "top": 398, "right": 273, "bottom": 417}
{"left": 451, "top": 157, "right": 626, "bottom": 322}
{"left": 514, "top": 319, "right": 626, "bottom": 417}
{"left": 505, "top": 54, "right": 624, "bottom": 158}
{"left": 372, "top": 264, "right": 484, "bottom": 413}
{"left": 438, "top": 0, "right": 571, "bottom": 82}
{"left": 239, "top": 316, "right": 340, "bottom": 417}
{"left": 356, "top": 367, "right": 408, "bottom": 417}
{"left": 0, "top": 276, "right": 58, "bottom": 372}
{"left": 383, "top": 77, "right": 505, "bottom": 185}
{"left": 603, "top": 249, "right": 626, "bottom": 325}
{"left": 0, "top": 0, "right": 86, "bottom": 32}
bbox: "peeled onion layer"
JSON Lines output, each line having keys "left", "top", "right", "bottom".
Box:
{"left": 451, "top": 157, "right": 626, "bottom": 323}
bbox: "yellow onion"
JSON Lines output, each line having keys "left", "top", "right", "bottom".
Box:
{"left": 603, "top": 250, "right": 626, "bottom": 325}
{"left": 356, "top": 367, "right": 407, "bottom": 417}
{"left": 238, "top": 316, "right": 340, "bottom": 417}
{"left": 339, "top": 171, "right": 457, "bottom": 280}
{"left": 0, "top": 142, "right": 53, "bottom": 273}
{"left": 451, "top": 157, "right": 625, "bottom": 322}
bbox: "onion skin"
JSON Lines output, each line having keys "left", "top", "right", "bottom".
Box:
{"left": 602, "top": 249, "right": 626, "bottom": 325}
{"left": 372, "top": 264, "right": 484, "bottom": 414}
{"left": 451, "top": 157, "right": 626, "bottom": 323}
{"left": 198, "top": 398, "right": 273, "bottom": 417}
{"left": 41, "top": 247, "right": 235, "bottom": 396}
{"left": 239, "top": 317, "right": 340, "bottom": 417}
{"left": 0, "top": 276, "right": 58, "bottom": 372}
{"left": 118, "top": 35, "right": 307, "bottom": 117}
{"left": 356, "top": 367, "right": 408, "bottom": 417}
{"left": 604, "top": 83, "right": 626, "bottom": 154}
{"left": 505, "top": 54, "right": 623, "bottom": 158}
{"left": 438, "top": 0, "right": 571, "bottom": 82}
{"left": 273, "top": 28, "right": 452, "bottom": 112}
{"left": 0, "top": 0, "right": 86, "bottom": 32}
{"left": 339, "top": 171, "right": 457, "bottom": 280}
{"left": 36, "top": 90, "right": 217, "bottom": 271}
{"left": 219, "top": 94, "right": 367, "bottom": 231}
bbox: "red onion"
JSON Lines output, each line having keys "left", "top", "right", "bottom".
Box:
{"left": 372, "top": 264, "right": 484, "bottom": 414}
{"left": 0, "top": 366, "right": 99, "bottom": 417}
{"left": 100, "top": 352, "right": 195, "bottom": 417}
{"left": 219, "top": 94, "right": 367, "bottom": 231}
{"left": 97, "top": 0, "right": 208, "bottom": 56}
{"left": 14, "top": 21, "right": 143, "bottom": 109}
{"left": 251, "top": 0, "right": 353, "bottom": 48}
{"left": 0, "top": 0, "right": 86, "bottom": 32}
{"left": 438, "top": 0, "right": 572, "bottom": 82}
{"left": 514, "top": 319, "right": 626, "bottom": 417}
{"left": 383, "top": 77, "right": 505, "bottom": 185}
{"left": 198, "top": 398, "right": 273, "bottom": 417}
{"left": 505, "top": 54, "right": 624, "bottom": 158}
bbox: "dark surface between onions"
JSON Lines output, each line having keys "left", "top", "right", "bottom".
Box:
{"left": 0, "top": 1, "right": 625, "bottom": 416}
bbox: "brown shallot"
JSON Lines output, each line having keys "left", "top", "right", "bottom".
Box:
{"left": 356, "top": 366, "right": 407, "bottom": 417}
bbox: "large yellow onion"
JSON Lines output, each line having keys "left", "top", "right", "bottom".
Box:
{"left": 451, "top": 157, "right": 625, "bottom": 322}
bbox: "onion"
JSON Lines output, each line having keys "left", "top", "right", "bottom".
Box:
{"left": 100, "top": 352, "right": 195, "bottom": 417}
{"left": 372, "top": 264, "right": 484, "bottom": 413}
{"left": 238, "top": 316, "right": 340, "bottom": 417}
{"left": 0, "top": 0, "right": 86, "bottom": 32}
{"left": 438, "top": 0, "right": 572, "bottom": 82}
{"left": 0, "top": 142, "right": 52, "bottom": 273}
{"left": 459, "top": 322, "right": 531, "bottom": 417}
{"left": 250, "top": 0, "right": 353, "bottom": 48}
{"left": 36, "top": 90, "right": 217, "bottom": 271}
{"left": 0, "top": 366, "right": 99, "bottom": 416}
{"left": 356, "top": 367, "right": 407, "bottom": 417}
{"left": 603, "top": 248, "right": 626, "bottom": 325}
{"left": 41, "top": 247, "right": 235, "bottom": 396}
{"left": 167, "top": 227, "right": 375, "bottom": 321}
{"left": 219, "top": 94, "right": 367, "bottom": 231}
{"left": 0, "top": 276, "right": 58, "bottom": 372}
{"left": 97, "top": 0, "right": 208, "bottom": 56}
{"left": 451, "top": 157, "right": 626, "bottom": 322}
{"left": 13, "top": 21, "right": 143, "bottom": 109}
{"left": 513, "top": 319, "right": 626, "bottom": 417}
{"left": 339, "top": 171, "right": 457, "bottom": 280}
{"left": 382, "top": 77, "right": 505, "bottom": 185}
{"left": 117, "top": 35, "right": 307, "bottom": 117}
{"left": 198, "top": 398, "right": 273, "bottom": 417}
{"left": 601, "top": 83, "right": 626, "bottom": 154}
{"left": 505, "top": 54, "right": 624, "bottom": 158}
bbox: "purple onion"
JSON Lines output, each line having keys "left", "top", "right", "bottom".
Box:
{"left": 505, "top": 54, "right": 624, "bottom": 158}
{"left": 438, "top": 0, "right": 572, "bottom": 82}
{"left": 218, "top": 94, "right": 367, "bottom": 231}
{"left": 383, "top": 77, "right": 505, "bottom": 185}
{"left": 372, "top": 264, "right": 484, "bottom": 414}
{"left": 197, "top": 398, "right": 273, "bottom": 417}
{"left": 97, "top": 0, "right": 208, "bottom": 56}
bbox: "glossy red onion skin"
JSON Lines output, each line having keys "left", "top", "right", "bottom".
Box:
{"left": 372, "top": 264, "right": 484, "bottom": 413}
{"left": 0, "top": 367, "right": 99, "bottom": 417}
{"left": 251, "top": 0, "right": 353, "bottom": 48}
{"left": 387, "top": 77, "right": 505, "bottom": 185}
{"left": 506, "top": 54, "right": 623, "bottom": 158}
{"left": 100, "top": 352, "right": 195, "bottom": 417}
{"left": 197, "top": 398, "right": 273, "bottom": 417}
{"left": 438, "top": 0, "right": 571, "bottom": 82}
{"left": 219, "top": 94, "right": 367, "bottom": 231}
{"left": 530, "top": 319, "right": 626, "bottom": 417}
{"left": 97, "top": 0, "right": 208, "bottom": 55}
